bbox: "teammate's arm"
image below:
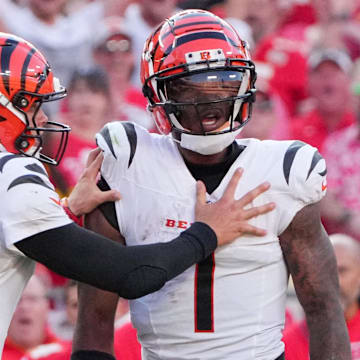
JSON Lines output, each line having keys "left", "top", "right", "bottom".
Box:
{"left": 279, "top": 202, "right": 351, "bottom": 360}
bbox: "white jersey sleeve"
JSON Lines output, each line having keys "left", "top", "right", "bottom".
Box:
{"left": 95, "top": 121, "right": 137, "bottom": 181}
{"left": 276, "top": 140, "right": 327, "bottom": 234}
{"left": 95, "top": 121, "right": 140, "bottom": 234}
{"left": 284, "top": 140, "right": 327, "bottom": 204}
{"left": 0, "top": 154, "right": 72, "bottom": 255}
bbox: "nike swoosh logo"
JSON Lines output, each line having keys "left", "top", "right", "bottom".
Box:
{"left": 322, "top": 182, "right": 327, "bottom": 191}
{"left": 49, "top": 197, "right": 61, "bottom": 206}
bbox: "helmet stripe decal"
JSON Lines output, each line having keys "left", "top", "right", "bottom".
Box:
{"left": 21, "top": 48, "right": 36, "bottom": 91}
{"left": 1, "top": 38, "right": 19, "bottom": 94}
{"left": 35, "top": 64, "right": 49, "bottom": 93}
{"left": 162, "top": 21, "right": 222, "bottom": 39}
{"left": 7, "top": 174, "right": 53, "bottom": 191}
{"left": 164, "top": 32, "right": 233, "bottom": 56}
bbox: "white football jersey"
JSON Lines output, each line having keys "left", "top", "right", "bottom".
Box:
{"left": 96, "top": 122, "right": 327, "bottom": 360}
{"left": 0, "top": 152, "right": 72, "bottom": 355}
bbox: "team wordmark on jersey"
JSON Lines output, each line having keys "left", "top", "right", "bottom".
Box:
{"left": 165, "top": 218, "right": 192, "bottom": 229}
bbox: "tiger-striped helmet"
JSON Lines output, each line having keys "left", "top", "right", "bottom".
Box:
{"left": 0, "top": 33, "right": 69, "bottom": 165}
{"left": 141, "top": 9, "right": 256, "bottom": 155}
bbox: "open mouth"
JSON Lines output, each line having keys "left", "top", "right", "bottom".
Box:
{"left": 200, "top": 109, "right": 224, "bottom": 132}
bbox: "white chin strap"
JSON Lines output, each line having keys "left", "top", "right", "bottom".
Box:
{"left": 175, "top": 128, "right": 243, "bottom": 155}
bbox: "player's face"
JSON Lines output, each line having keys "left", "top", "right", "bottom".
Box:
{"left": 335, "top": 245, "right": 360, "bottom": 312}
{"left": 166, "top": 71, "right": 243, "bottom": 134}
{"left": 7, "top": 276, "right": 49, "bottom": 348}
{"left": 27, "top": 103, "right": 48, "bottom": 128}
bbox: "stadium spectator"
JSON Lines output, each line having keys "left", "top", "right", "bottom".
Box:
{"left": 114, "top": 323, "right": 141, "bottom": 360}
{"left": 283, "top": 233, "right": 360, "bottom": 360}
{"left": 50, "top": 280, "right": 78, "bottom": 341}
{"left": 252, "top": 1, "right": 309, "bottom": 116}
{"left": 306, "top": 0, "right": 360, "bottom": 60}
{"left": 239, "top": 69, "right": 290, "bottom": 140}
{"left": 48, "top": 67, "right": 110, "bottom": 197}
{"left": 0, "top": 0, "right": 106, "bottom": 87}
{"left": 122, "top": 0, "right": 178, "bottom": 88}
{"left": 72, "top": 10, "right": 349, "bottom": 360}
{"left": 0, "top": 32, "right": 258, "bottom": 357}
{"left": 290, "top": 48, "right": 355, "bottom": 153}
{"left": 39, "top": 290, "right": 141, "bottom": 360}
{"left": 2, "top": 274, "right": 67, "bottom": 360}
{"left": 320, "top": 80, "right": 360, "bottom": 240}
{"left": 93, "top": 17, "right": 152, "bottom": 130}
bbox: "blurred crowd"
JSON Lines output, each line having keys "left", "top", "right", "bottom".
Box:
{"left": 2, "top": 0, "right": 360, "bottom": 359}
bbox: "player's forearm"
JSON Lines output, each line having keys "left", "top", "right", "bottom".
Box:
{"left": 306, "top": 309, "right": 351, "bottom": 360}
{"left": 15, "top": 222, "right": 217, "bottom": 299}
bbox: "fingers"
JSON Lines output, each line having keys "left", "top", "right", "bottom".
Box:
{"left": 240, "top": 223, "right": 267, "bottom": 237}
{"left": 99, "top": 189, "right": 122, "bottom": 203}
{"left": 222, "top": 168, "right": 243, "bottom": 202}
{"left": 85, "top": 151, "right": 104, "bottom": 180}
{"left": 238, "top": 182, "right": 271, "bottom": 207}
{"left": 196, "top": 180, "right": 207, "bottom": 205}
{"left": 85, "top": 147, "right": 102, "bottom": 167}
{"left": 242, "top": 202, "right": 276, "bottom": 220}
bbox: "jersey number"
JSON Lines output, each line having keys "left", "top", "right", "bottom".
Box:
{"left": 194, "top": 253, "right": 215, "bottom": 332}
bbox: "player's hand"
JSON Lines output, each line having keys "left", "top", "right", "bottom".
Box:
{"left": 68, "top": 148, "right": 121, "bottom": 216}
{"left": 195, "top": 168, "right": 275, "bottom": 246}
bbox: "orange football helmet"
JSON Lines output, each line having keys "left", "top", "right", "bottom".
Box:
{"left": 141, "top": 9, "right": 256, "bottom": 154}
{"left": 0, "top": 33, "right": 69, "bottom": 165}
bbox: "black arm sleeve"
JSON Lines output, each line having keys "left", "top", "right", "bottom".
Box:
{"left": 14, "top": 222, "right": 216, "bottom": 299}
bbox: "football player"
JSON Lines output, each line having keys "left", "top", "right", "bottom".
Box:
{"left": 72, "top": 9, "right": 351, "bottom": 360}
{"left": 0, "top": 32, "right": 275, "bottom": 356}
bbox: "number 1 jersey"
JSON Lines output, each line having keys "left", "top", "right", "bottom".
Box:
{"left": 96, "top": 122, "right": 327, "bottom": 360}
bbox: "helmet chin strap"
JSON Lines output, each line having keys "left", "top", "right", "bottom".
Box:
{"left": 174, "top": 127, "right": 243, "bottom": 155}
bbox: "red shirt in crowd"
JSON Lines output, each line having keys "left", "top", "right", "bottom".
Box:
{"left": 254, "top": 25, "right": 309, "bottom": 117}
{"left": 114, "top": 322, "right": 141, "bottom": 360}
{"left": 2, "top": 329, "right": 67, "bottom": 360}
{"left": 283, "top": 308, "right": 360, "bottom": 360}
{"left": 35, "top": 323, "right": 141, "bottom": 360}
{"left": 290, "top": 109, "right": 355, "bottom": 153}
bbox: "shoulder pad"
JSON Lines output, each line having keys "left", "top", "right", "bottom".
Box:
{"left": 96, "top": 121, "right": 138, "bottom": 169}
{"left": 282, "top": 141, "right": 327, "bottom": 204}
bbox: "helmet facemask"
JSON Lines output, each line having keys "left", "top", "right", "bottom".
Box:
{"left": 1, "top": 81, "right": 70, "bottom": 166}
{"left": 148, "top": 67, "right": 256, "bottom": 155}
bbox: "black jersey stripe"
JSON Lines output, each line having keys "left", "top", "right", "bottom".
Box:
{"left": 21, "top": 48, "right": 36, "bottom": 90}
{"left": 121, "top": 122, "right": 137, "bottom": 168}
{"left": 283, "top": 141, "right": 306, "bottom": 185}
{"left": 97, "top": 176, "right": 119, "bottom": 231}
{"left": 0, "top": 154, "right": 20, "bottom": 172}
{"left": 99, "top": 126, "right": 117, "bottom": 159}
{"left": 306, "top": 150, "right": 324, "bottom": 180}
{"left": 1, "top": 38, "right": 18, "bottom": 94}
{"left": 25, "top": 163, "right": 47, "bottom": 176}
{"left": 195, "top": 253, "right": 215, "bottom": 332}
{"left": 7, "top": 174, "right": 52, "bottom": 191}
